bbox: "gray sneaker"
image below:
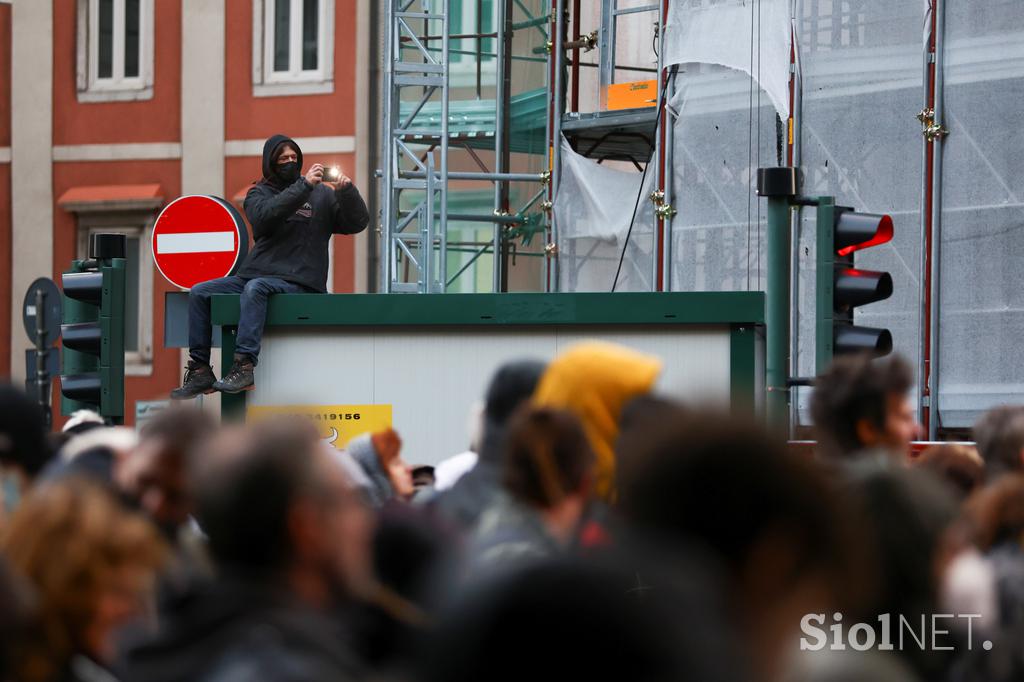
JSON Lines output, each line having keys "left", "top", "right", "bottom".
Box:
{"left": 170, "top": 361, "right": 217, "bottom": 400}
{"left": 213, "top": 354, "right": 255, "bottom": 394}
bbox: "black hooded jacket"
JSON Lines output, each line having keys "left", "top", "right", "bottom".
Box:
{"left": 237, "top": 134, "right": 369, "bottom": 292}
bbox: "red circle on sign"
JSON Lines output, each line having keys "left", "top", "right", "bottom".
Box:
{"left": 152, "top": 195, "right": 249, "bottom": 290}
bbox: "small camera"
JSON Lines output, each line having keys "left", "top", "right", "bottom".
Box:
{"left": 326, "top": 166, "right": 341, "bottom": 181}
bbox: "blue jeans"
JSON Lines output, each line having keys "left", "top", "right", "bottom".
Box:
{"left": 188, "top": 276, "right": 310, "bottom": 366}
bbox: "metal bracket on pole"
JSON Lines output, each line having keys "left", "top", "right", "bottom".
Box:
{"left": 649, "top": 189, "right": 676, "bottom": 220}
{"left": 923, "top": 123, "right": 949, "bottom": 142}
{"left": 565, "top": 30, "right": 597, "bottom": 52}
{"left": 917, "top": 108, "right": 949, "bottom": 141}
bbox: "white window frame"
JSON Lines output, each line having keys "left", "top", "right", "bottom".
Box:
{"left": 252, "top": 0, "right": 335, "bottom": 97}
{"left": 76, "top": 217, "right": 155, "bottom": 375}
{"left": 76, "top": 0, "right": 155, "bottom": 102}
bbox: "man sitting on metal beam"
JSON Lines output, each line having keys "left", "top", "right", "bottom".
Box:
{"left": 171, "top": 134, "right": 369, "bottom": 399}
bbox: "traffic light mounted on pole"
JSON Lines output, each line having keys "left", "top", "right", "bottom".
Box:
{"left": 815, "top": 198, "right": 894, "bottom": 373}
{"left": 60, "top": 234, "right": 127, "bottom": 422}
{"left": 757, "top": 167, "right": 896, "bottom": 429}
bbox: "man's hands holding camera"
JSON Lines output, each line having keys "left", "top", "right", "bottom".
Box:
{"left": 305, "top": 163, "right": 325, "bottom": 186}
{"left": 305, "top": 164, "right": 352, "bottom": 189}
{"left": 324, "top": 166, "right": 353, "bottom": 190}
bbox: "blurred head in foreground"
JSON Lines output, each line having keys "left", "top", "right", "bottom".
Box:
{"left": 913, "top": 443, "right": 984, "bottom": 502}
{"left": 1, "top": 481, "right": 167, "bottom": 682}
{"left": 533, "top": 341, "right": 661, "bottom": 501}
{"left": 0, "top": 384, "right": 50, "bottom": 515}
{"left": 195, "top": 417, "right": 374, "bottom": 604}
{"left": 811, "top": 353, "right": 917, "bottom": 461}
{"left": 468, "top": 407, "right": 595, "bottom": 574}
{"left": 974, "top": 405, "right": 1024, "bottom": 480}
{"left": 420, "top": 558, "right": 743, "bottom": 682}
{"left": 504, "top": 407, "right": 594, "bottom": 532}
{"left": 618, "top": 411, "right": 861, "bottom": 682}
{"left": 115, "top": 407, "right": 216, "bottom": 539}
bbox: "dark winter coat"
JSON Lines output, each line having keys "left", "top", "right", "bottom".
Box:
{"left": 237, "top": 134, "right": 369, "bottom": 292}
{"left": 116, "top": 576, "right": 363, "bottom": 682}
{"left": 432, "top": 360, "right": 547, "bottom": 530}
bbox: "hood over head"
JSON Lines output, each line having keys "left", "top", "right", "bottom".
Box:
{"left": 474, "top": 359, "right": 547, "bottom": 466}
{"left": 261, "top": 134, "right": 303, "bottom": 185}
{"left": 532, "top": 341, "right": 661, "bottom": 502}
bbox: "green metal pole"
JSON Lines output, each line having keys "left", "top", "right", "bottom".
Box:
{"left": 756, "top": 167, "right": 799, "bottom": 429}
{"left": 765, "top": 195, "right": 792, "bottom": 428}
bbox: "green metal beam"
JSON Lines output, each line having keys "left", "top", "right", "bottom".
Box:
{"left": 211, "top": 292, "right": 765, "bottom": 328}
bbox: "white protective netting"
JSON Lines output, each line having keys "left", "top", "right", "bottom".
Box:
{"left": 554, "top": 136, "right": 656, "bottom": 292}
{"left": 667, "top": 65, "right": 781, "bottom": 294}
{"left": 664, "top": 0, "right": 792, "bottom": 121}
{"left": 554, "top": 0, "right": 1020, "bottom": 424}
{"left": 660, "top": 0, "right": 794, "bottom": 294}
{"left": 793, "top": 0, "right": 925, "bottom": 398}
{"left": 937, "top": 0, "right": 1024, "bottom": 426}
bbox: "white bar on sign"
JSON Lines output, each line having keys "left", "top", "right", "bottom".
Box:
{"left": 157, "top": 231, "right": 235, "bottom": 255}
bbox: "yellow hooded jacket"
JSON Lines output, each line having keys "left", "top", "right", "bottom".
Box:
{"left": 532, "top": 341, "right": 662, "bottom": 502}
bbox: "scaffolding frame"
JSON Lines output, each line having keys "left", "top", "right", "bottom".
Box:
{"left": 379, "top": 0, "right": 675, "bottom": 294}
{"left": 554, "top": 0, "right": 671, "bottom": 292}
{"left": 380, "top": 0, "right": 553, "bottom": 293}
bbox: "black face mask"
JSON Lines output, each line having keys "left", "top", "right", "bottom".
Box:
{"left": 276, "top": 161, "right": 300, "bottom": 183}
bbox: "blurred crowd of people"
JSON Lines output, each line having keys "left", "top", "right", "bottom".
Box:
{"left": 1, "top": 343, "right": 1023, "bottom": 682}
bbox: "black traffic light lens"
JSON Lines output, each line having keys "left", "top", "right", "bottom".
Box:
{"left": 62, "top": 271, "right": 104, "bottom": 305}
{"left": 835, "top": 325, "right": 893, "bottom": 357}
{"left": 835, "top": 212, "right": 894, "bottom": 256}
{"left": 834, "top": 269, "right": 894, "bottom": 308}
{"left": 60, "top": 374, "right": 102, "bottom": 403}
{"left": 61, "top": 322, "right": 102, "bottom": 354}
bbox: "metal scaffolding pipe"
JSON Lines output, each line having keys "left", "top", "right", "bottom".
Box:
{"left": 408, "top": 212, "right": 521, "bottom": 224}
{"left": 654, "top": 0, "right": 668, "bottom": 291}
{"left": 928, "top": 0, "right": 947, "bottom": 440}
{"left": 662, "top": 75, "right": 676, "bottom": 291}
{"left": 494, "top": 0, "right": 511, "bottom": 292}
{"left": 379, "top": 0, "right": 396, "bottom": 293}
{"left": 438, "top": 2, "right": 451, "bottom": 293}
{"left": 788, "top": 4, "right": 803, "bottom": 436}
{"left": 918, "top": 0, "right": 933, "bottom": 432}
{"left": 551, "top": 0, "right": 567, "bottom": 290}
{"left": 398, "top": 170, "right": 546, "bottom": 182}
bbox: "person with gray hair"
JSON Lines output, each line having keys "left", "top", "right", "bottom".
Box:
{"left": 120, "top": 417, "right": 371, "bottom": 682}
{"left": 973, "top": 405, "right": 1024, "bottom": 479}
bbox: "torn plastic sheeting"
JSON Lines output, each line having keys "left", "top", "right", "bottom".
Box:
{"left": 554, "top": 136, "right": 655, "bottom": 292}
{"left": 664, "top": 0, "right": 791, "bottom": 121}
{"left": 553, "top": 136, "right": 653, "bottom": 243}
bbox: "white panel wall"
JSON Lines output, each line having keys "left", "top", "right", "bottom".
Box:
{"left": 249, "top": 326, "right": 733, "bottom": 465}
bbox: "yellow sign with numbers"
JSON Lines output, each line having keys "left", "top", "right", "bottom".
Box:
{"left": 246, "top": 404, "right": 393, "bottom": 450}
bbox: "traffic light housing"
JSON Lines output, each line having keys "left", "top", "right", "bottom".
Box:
{"left": 816, "top": 199, "right": 894, "bottom": 373}
{"left": 60, "top": 234, "right": 127, "bottom": 421}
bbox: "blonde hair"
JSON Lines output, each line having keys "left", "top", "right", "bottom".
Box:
{"left": 1, "top": 481, "right": 167, "bottom": 682}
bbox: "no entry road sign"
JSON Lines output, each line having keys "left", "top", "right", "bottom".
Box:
{"left": 152, "top": 195, "right": 249, "bottom": 289}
